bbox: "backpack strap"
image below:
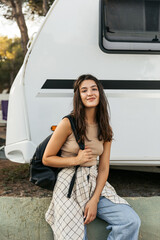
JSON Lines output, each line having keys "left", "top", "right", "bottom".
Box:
{"left": 63, "top": 114, "right": 84, "bottom": 150}
{"left": 67, "top": 165, "right": 79, "bottom": 198}
{"left": 63, "top": 114, "right": 84, "bottom": 198}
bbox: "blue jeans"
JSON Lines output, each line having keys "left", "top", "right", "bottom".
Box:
{"left": 83, "top": 196, "right": 141, "bottom": 240}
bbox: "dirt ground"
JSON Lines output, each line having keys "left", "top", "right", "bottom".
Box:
{"left": 0, "top": 126, "right": 160, "bottom": 198}
{"left": 0, "top": 125, "right": 52, "bottom": 197}
{"left": 0, "top": 158, "right": 160, "bottom": 197}
{"left": 0, "top": 159, "right": 53, "bottom": 197}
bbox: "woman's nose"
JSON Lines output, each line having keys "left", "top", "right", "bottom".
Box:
{"left": 87, "top": 89, "right": 92, "bottom": 95}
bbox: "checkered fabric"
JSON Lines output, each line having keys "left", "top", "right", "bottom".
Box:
{"left": 45, "top": 166, "right": 129, "bottom": 240}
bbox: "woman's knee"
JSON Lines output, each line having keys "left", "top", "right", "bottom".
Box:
{"left": 133, "top": 213, "right": 141, "bottom": 229}
{"left": 127, "top": 208, "right": 141, "bottom": 231}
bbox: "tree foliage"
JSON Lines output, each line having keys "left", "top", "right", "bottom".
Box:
{"left": 28, "top": 0, "right": 54, "bottom": 16}
{"left": 0, "top": 1, "right": 54, "bottom": 91}
{"left": 0, "top": 36, "right": 24, "bottom": 92}
{"left": 0, "top": 0, "right": 29, "bottom": 54}
{"left": 0, "top": 0, "right": 54, "bottom": 54}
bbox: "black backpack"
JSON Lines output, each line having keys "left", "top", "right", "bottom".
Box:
{"left": 29, "top": 115, "right": 84, "bottom": 198}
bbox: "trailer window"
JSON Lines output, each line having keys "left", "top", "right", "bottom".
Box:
{"left": 100, "top": 0, "right": 160, "bottom": 53}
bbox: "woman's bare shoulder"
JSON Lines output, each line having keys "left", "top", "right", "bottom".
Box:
{"left": 56, "top": 117, "right": 72, "bottom": 135}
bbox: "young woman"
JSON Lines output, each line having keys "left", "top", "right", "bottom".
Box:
{"left": 42, "top": 74, "right": 141, "bottom": 240}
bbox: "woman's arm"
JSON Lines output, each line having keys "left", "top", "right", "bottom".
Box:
{"left": 42, "top": 118, "right": 93, "bottom": 167}
{"left": 91, "top": 141, "right": 111, "bottom": 201}
{"left": 84, "top": 141, "right": 112, "bottom": 224}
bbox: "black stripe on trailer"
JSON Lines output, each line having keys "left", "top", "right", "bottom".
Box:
{"left": 42, "top": 79, "right": 160, "bottom": 90}
{"left": 42, "top": 80, "right": 74, "bottom": 89}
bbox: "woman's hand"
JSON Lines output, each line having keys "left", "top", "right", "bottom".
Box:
{"left": 83, "top": 198, "right": 98, "bottom": 225}
{"left": 76, "top": 146, "right": 93, "bottom": 165}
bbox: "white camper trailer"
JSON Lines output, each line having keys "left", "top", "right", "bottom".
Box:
{"left": 5, "top": 0, "right": 160, "bottom": 170}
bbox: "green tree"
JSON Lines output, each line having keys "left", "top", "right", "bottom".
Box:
{"left": 0, "top": 36, "right": 24, "bottom": 92}
{"left": 0, "top": 0, "right": 54, "bottom": 54}
{"left": 0, "top": 0, "right": 29, "bottom": 54}
{"left": 28, "top": 0, "right": 54, "bottom": 16}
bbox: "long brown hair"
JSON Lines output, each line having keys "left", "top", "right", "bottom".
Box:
{"left": 71, "top": 74, "right": 113, "bottom": 142}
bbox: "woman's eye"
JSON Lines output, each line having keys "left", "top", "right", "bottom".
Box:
{"left": 81, "top": 88, "right": 98, "bottom": 93}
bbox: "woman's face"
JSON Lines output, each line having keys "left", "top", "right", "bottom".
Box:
{"left": 79, "top": 80, "right": 99, "bottom": 108}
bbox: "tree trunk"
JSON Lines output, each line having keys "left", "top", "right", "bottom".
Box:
{"left": 42, "top": 0, "right": 49, "bottom": 16}
{"left": 9, "top": 0, "right": 29, "bottom": 54}
{"left": 0, "top": 0, "right": 29, "bottom": 54}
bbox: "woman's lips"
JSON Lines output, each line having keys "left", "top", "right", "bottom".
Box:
{"left": 87, "top": 98, "right": 96, "bottom": 101}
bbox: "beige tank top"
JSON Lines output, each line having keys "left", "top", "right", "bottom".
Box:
{"left": 61, "top": 123, "right": 104, "bottom": 167}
